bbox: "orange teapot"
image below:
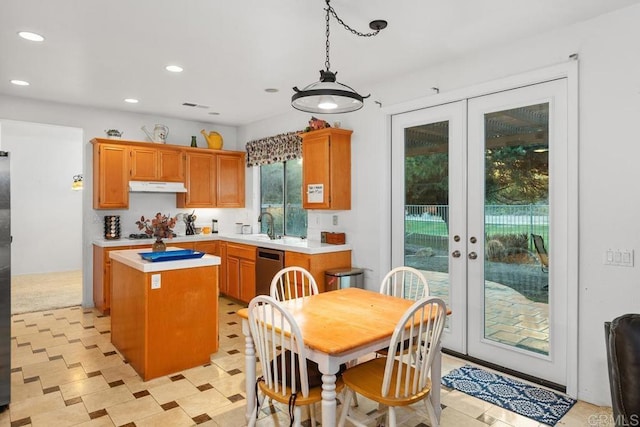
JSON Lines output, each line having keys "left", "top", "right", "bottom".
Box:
{"left": 200, "top": 130, "right": 223, "bottom": 150}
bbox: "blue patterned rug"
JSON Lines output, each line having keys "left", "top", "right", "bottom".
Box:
{"left": 441, "top": 365, "right": 576, "bottom": 426}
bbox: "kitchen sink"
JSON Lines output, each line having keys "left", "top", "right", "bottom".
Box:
{"left": 237, "top": 233, "right": 272, "bottom": 241}
{"left": 234, "top": 234, "right": 305, "bottom": 245}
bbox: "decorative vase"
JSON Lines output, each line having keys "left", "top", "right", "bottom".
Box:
{"left": 201, "top": 130, "right": 223, "bottom": 150}
{"left": 152, "top": 237, "right": 166, "bottom": 252}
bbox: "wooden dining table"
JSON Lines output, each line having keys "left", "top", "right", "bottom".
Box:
{"left": 237, "top": 287, "right": 450, "bottom": 427}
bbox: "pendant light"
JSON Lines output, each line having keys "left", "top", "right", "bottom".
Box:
{"left": 291, "top": 0, "right": 387, "bottom": 114}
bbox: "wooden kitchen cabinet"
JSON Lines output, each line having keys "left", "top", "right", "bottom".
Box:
{"left": 93, "top": 142, "right": 129, "bottom": 209}
{"left": 154, "top": 240, "right": 219, "bottom": 255}
{"left": 224, "top": 242, "right": 256, "bottom": 303}
{"left": 157, "top": 148, "right": 184, "bottom": 181}
{"left": 285, "top": 250, "right": 352, "bottom": 292}
{"left": 110, "top": 254, "right": 218, "bottom": 380}
{"left": 177, "top": 150, "right": 246, "bottom": 208}
{"left": 216, "top": 152, "right": 245, "bottom": 208}
{"left": 92, "top": 138, "right": 245, "bottom": 210}
{"left": 93, "top": 244, "right": 154, "bottom": 313}
{"left": 130, "top": 146, "right": 184, "bottom": 182}
{"left": 301, "top": 128, "right": 352, "bottom": 210}
{"left": 129, "top": 146, "right": 158, "bottom": 181}
{"left": 169, "top": 242, "right": 195, "bottom": 251}
{"left": 195, "top": 240, "right": 219, "bottom": 255}
{"left": 219, "top": 241, "right": 228, "bottom": 295}
{"left": 177, "top": 151, "right": 216, "bottom": 208}
{"left": 93, "top": 241, "right": 217, "bottom": 314}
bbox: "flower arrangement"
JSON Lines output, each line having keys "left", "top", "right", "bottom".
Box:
{"left": 136, "top": 213, "right": 177, "bottom": 240}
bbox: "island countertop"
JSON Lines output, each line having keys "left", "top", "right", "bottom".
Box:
{"left": 109, "top": 247, "right": 221, "bottom": 273}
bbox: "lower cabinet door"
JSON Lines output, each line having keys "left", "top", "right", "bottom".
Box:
{"left": 226, "top": 256, "right": 241, "bottom": 299}
{"left": 239, "top": 259, "right": 256, "bottom": 303}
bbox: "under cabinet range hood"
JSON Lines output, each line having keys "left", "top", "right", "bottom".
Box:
{"left": 129, "top": 181, "right": 187, "bottom": 193}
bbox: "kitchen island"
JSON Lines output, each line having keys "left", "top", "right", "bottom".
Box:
{"left": 109, "top": 247, "right": 220, "bottom": 381}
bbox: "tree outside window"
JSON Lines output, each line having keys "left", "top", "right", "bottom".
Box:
{"left": 260, "top": 159, "right": 307, "bottom": 237}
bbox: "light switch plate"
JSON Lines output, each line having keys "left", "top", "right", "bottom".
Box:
{"left": 604, "top": 249, "right": 634, "bottom": 267}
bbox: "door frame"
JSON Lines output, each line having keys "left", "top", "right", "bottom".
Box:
{"left": 384, "top": 61, "right": 579, "bottom": 397}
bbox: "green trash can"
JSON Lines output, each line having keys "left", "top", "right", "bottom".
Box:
{"left": 325, "top": 267, "right": 364, "bottom": 291}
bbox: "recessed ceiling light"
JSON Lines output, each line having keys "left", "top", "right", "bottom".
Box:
{"left": 10, "top": 80, "right": 30, "bottom": 86}
{"left": 208, "top": 112, "right": 220, "bottom": 115}
{"left": 165, "top": 65, "right": 183, "bottom": 73}
{"left": 264, "top": 88, "right": 279, "bottom": 93}
{"left": 18, "top": 31, "right": 44, "bottom": 42}
{"left": 124, "top": 98, "right": 139, "bottom": 104}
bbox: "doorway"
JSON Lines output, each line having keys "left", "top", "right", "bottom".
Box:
{"left": 391, "top": 79, "right": 571, "bottom": 388}
{"left": 0, "top": 120, "right": 83, "bottom": 314}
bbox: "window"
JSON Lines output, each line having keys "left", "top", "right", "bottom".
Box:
{"left": 260, "top": 158, "right": 307, "bottom": 237}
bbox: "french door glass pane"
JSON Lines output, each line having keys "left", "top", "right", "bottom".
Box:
{"left": 483, "top": 103, "right": 550, "bottom": 355}
{"left": 404, "top": 121, "right": 450, "bottom": 306}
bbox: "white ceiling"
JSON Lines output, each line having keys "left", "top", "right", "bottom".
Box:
{"left": 2, "top": 0, "right": 639, "bottom": 126}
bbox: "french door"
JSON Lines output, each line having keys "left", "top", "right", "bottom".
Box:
{"left": 391, "top": 79, "right": 569, "bottom": 386}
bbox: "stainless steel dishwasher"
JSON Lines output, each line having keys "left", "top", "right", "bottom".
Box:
{"left": 255, "top": 247, "right": 285, "bottom": 296}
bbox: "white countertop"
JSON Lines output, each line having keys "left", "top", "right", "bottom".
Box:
{"left": 219, "top": 234, "right": 352, "bottom": 255}
{"left": 94, "top": 234, "right": 219, "bottom": 248}
{"left": 109, "top": 247, "right": 221, "bottom": 273}
{"left": 94, "top": 233, "right": 352, "bottom": 255}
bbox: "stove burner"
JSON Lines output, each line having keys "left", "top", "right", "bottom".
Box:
{"left": 128, "top": 233, "right": 153, "bottom": 239}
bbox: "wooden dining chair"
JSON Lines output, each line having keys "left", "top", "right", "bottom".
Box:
{"left": 338, "top": 296, "right": 447, "bottom": 427}
{"left": 377, "top": 266, "right": 430, "bottom": 358}
{"left": 247, "top": 295, "right": 342, "bottom": 427}
{"left": 270, "top": 266, "right": 319, "bottom": 301}
{"left": 379, "top": 266, "right": 430, "bottom": 300}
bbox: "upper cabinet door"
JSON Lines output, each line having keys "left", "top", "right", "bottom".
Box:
{"left": 216, "top": 152, "right": 245, "bottom": 208}
{"left": 130, "top": 147, "right": 158, "bottom": 181}
{"left": 157, "top": 149, "right": 184, "bottom": 182}
{"left": 301, "top": 128, "right": 352, "bottom": 210}
{"left": 130, "top": 146, "right": 184, "bottom": 182}
{"left": 177, "top": 151, "right": 216, "bottom": 208}
{"left": 93, "top": 142, "right": 129, "bottom": 209}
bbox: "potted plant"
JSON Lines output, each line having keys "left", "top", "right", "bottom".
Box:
{"left": 136, "top": 213, "right": 177, "bottom": 252}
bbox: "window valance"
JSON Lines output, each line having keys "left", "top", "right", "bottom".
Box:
{"left": 245, "top": 131, "right": 303, "bottom": 167}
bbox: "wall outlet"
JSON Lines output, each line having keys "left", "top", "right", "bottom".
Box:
{"left": 151, "top": 274, "right": 161, "bottom": 289}
{"left": 332, "top": 215, "right": 338, "bottom": 226}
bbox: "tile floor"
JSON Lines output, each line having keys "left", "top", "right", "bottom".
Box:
{"left": 1, "top": 296, "right": 612, "bottom": 427}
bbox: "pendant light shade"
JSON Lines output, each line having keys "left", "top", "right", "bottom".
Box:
{"left": 292, "top": 70, "right": 368, "bottom": 114}
{"left": 291, "top": 1, "right": 386, "bottom": 114}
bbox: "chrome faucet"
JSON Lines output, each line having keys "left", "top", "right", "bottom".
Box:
{"left": 257, "top": 212, "right": 276, "bottom": 240}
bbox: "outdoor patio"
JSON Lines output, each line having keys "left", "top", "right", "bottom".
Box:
{"left": 422, "top": 269, "right": 549, "bottom": 354}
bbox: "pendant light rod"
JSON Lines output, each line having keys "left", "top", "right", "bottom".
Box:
{"left": 291, "top": 0, "right": 388, "bottom": 114}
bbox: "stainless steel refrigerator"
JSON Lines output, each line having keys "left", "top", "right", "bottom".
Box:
{"left": 0, "top": 151, "right": 10, "bottom": 409}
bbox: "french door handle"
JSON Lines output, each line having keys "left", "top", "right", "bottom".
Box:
{"left": 468, "top": 252, "right": 478, "bottom": 260}
{"left": 452, "top": 250, "right": 461, "bottom": 258}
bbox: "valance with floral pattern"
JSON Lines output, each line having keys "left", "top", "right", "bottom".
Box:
{"left": 245, "top": 131, "right": 303, "bottom": 167}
